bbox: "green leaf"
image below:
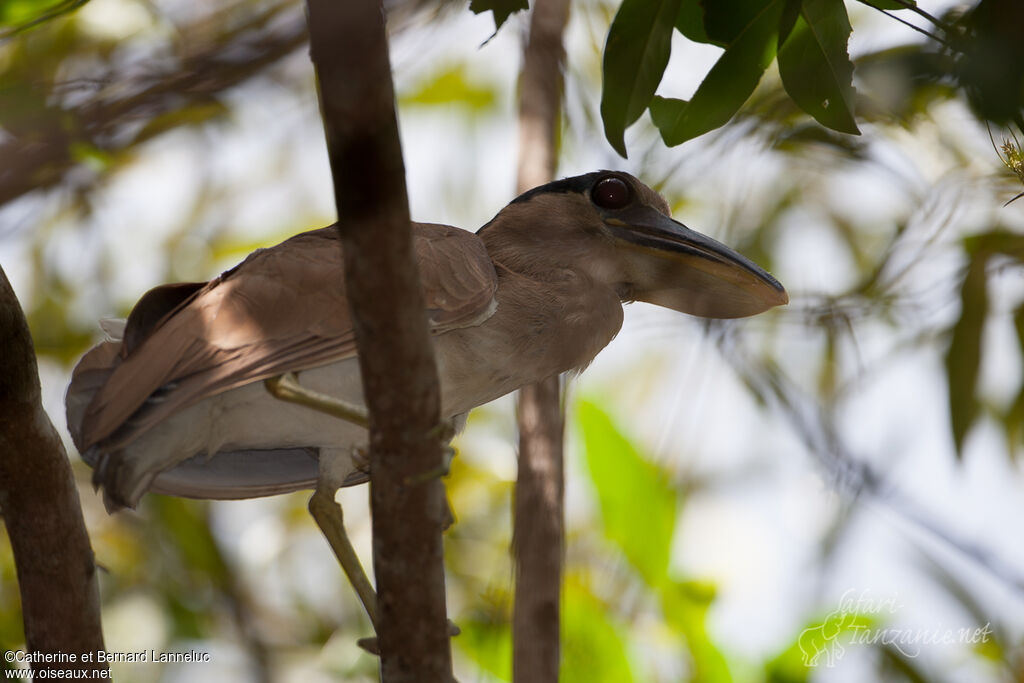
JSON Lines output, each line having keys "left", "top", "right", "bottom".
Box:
{"left": 600, "top": 0, "right": 682, "bottom": 157}
{"left": 703, "top": 0, "right": 777, "bottom": 44}
{"left": 577, "top": 399, "right": 677, "bottom": 586}
{"left": 777, "top": 0, "right": 860, "bottom": 135}
{"left": 457, "top": 612, "right": 512, "bottom": 680}
{"left": 945, "top": 253, "right": 988, "bottom": 457}
{"left": 674, "top": 0, "right": 710, "bottom": 43}
{"left": 767, "top": 612, "right": 876, "bottom": 680}
{"left": 651, "top": 0, "right": 783, "bottom": 146}
{"left": 0, "top": 0, "right": 88, "bottom": 39}
{"left": 659, "top": 580, "right": 732, "bottom": 682}
{"left": 561, "top": 579, "right": 634, "bottom": 683}
{"left": 469, "top": 0, "right": 528, "bottom": 33}
{"left": 400, "top": 63, "right": 498, "bottom": 111}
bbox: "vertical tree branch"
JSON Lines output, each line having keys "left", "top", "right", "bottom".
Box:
{"left": 0, "top": 266, "right": 106, "bottom": 677}
{"left": 304, "top": 0, "right": 453, "bottom": 680}
{"left": 512, "top": 0, "right": 571, "bottom": 681}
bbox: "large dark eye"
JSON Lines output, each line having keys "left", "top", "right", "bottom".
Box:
{"left": 591, "top": 176, "right": 631, "bottom": 209}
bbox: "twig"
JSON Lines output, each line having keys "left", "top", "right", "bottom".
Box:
{"left": 856, "top": 0, "right": 956, "bottom": 50}
{"left": 512, "top": 0, "right": 571, "bottom": 681}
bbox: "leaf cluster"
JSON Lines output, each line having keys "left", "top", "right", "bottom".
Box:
{"left": 600, "top": 0, "right": 882, "bottom": 157}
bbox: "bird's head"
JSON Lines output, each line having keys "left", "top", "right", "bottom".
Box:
{"left": 479, "top": 170, "right": 788, "bottom": 318}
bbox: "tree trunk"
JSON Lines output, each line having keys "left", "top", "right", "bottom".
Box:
{"left": 304, "top": 0, "right": 454, "bottom": 680}
{"left": 0, "top": 266, "right": 107, "bottom": 678}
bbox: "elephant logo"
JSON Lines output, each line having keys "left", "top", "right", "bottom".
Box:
{"left": 799, "top": 609, "right": 853, "bottom": 667}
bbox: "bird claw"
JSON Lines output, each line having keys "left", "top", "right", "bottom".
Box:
{"left": 400, "top": 418, "right": 458, "bottom": 485}
{"left": 337, "top": 423, "right": 454, "bottom": 487}
{"left": 341, "top": 446, "right": 370, "bottom": 487}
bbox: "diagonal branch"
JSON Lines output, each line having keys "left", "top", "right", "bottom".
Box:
{"left": 0, "top": 265, "right": 107, "bottom": 677}
{"left": 512, "top": 0, "right": 571, "bottom": 681}
{"left": 0, "top": 1, "right": 307, "bottom": 210}
{"left": 304, "top": 0, "right": 453, "bottom": 680}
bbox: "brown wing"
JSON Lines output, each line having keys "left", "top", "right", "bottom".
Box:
{"left": 77, "top": 223, "right": 498, "bottom": 449}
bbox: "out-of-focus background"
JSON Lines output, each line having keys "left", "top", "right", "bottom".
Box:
{"left": 2, "top": 0, "right": 1023, "bottom": 680}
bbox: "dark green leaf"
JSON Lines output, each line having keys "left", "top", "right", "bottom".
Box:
{"left": 600, "top": 0, "right": 682, "bottom": 157}
{"left": 651, "top": 0, "right": 783, "bottom": 146}
{"left": 778, "top": 0, "right": 802, "bottom": 44}
{"left": 777, "top": 0, "right": 860, "bottom": 135}
{"left": 945, "top": 253, "right": 988, "bottom": 456}
{"left": 704, "top": 0, "right": 776, "bottom": 44}
{"left": 955, "top": 0, "right": 1024, "bottom": 127}
{"left": 674, "top": 0, "right": 710, "bottom": 43}
{"left": 577, "top": 399, "right": 677, "bottom": 586}
{"left": 469, "top": 0, "right": 528, "bottom": 34}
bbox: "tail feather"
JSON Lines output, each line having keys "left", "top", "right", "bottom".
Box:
{"left": 66, "top": 339, "right": 122, "bottom": 456}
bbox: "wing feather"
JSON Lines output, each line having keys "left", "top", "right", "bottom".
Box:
{"left": 76, "top": 223, "right": 497, "bottom": 449}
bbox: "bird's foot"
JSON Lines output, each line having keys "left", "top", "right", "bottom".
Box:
{"left": 264, "top": 372, "right": 369, "bottom": 427}
{"left": 402, "top": 443, "right": 457, "bottom": 486}
{"left": 402, "top": 417, "right": 458, "bottom": 486}
{"left": 427, "top": 417, "right": 457, "bottom": 443}
{"left": 341, "top": 446, "right": 370, "bottom": 487}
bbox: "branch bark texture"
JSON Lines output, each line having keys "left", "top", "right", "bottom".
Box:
{"left": 305, "top": 0, "right": 453, "bottom": 680}
{"left": 0, "top": 266, "right": 106, "bottom": 676}
{"left": 512, "top": 0, "right": 571, "bottom": 681}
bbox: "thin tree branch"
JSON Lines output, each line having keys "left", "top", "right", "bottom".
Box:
{"left": 512, "top": 0, "right": 570, "bottom": 681}
{"left": 0, "top": 1, "right": 307, "bottom": 210}
{"left": 715, "top": 327, "right": 1024, "bottom": 595}
{"left": 878, "top": 0, "right": 957, "bottom": 36}
{"left": 0, "top": 265, "right": 106, "bottom": 677}
{"left": 857, "top": 0, "right": 956, "bottom": 50}
{"left": 304, "top": 0, "right": 453, "bottom": 680}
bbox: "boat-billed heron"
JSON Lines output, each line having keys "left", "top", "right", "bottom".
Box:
{"left": 66, "top": 170, "right": 787, "bottom": 510}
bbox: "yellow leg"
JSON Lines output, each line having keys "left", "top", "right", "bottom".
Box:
{"left": 266, "top": 372, "right": 460, "bottom": 654}
{"left": 308, "top": 485, "right": 378, "bottom": 628}
{"left": 265, "top": 372, "right": 369, "bottom": 427}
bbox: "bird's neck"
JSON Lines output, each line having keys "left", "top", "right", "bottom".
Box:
{"left": 478, "top": 219, "right": 616, "bottom": 285}
{"left": 472, "top": 225, "right": 626, "bottom": 380}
